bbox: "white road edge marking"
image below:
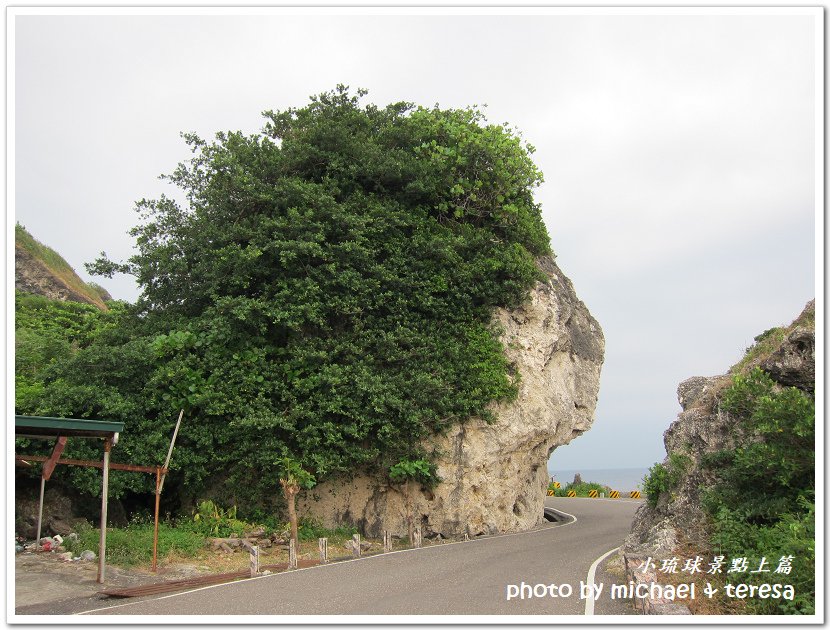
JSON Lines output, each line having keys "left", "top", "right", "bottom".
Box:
{"left": 583, "top": 545, "right": 619, "bottom": 616}
{"left": 78, "top": 502, "right": 579, "bottom": 615}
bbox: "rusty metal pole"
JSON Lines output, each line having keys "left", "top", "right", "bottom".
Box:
{"left": 97, "top": 439, "right": 111, "bottom": 584}
{"left": 158, "top": 410, "right": 183, "bottom": 496}
{"left": 34, "top": 436, "right": 67, "bottom": 552}
{"left": 152, "top": 466, "right": 161, "bottom": 572}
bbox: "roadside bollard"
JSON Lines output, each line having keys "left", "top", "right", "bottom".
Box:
{"left": 288, "top": 538, "right": 297, "bottom": 569}
{"left": 383, "top": 531, "right": 392, "bottom": 553}
{"left": 318, "top": 537, "right": 328, "bottom": 564}
{"left": 249, "top": 545, "right": 259, "bottom": 577}
{"left": 352, "top": 534, "right": 361, "bottom": 558}
{"left": 413, "top": 527, "right": 422, "bottom": 549}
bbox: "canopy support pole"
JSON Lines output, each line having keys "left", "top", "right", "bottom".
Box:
{"left": 34, "top": 436, "right": 67, "bottom": 552}
{"left": 97, "top": 438, "right": 111, "bottom": 584}
{"left": 152, "top": 466, "right": 161, "bottom": 572}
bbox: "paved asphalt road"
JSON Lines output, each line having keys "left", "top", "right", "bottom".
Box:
{"left": 81, "top": 497, "right": 642, "bottom": 617}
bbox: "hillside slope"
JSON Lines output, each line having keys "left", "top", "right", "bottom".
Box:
{"left": 15, "top": 224, "right": 111, "bottom": 310}
{"left": 624, "top": 300, "right": 815, "bottom": 614}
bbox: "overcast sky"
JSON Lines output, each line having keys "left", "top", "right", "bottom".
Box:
{"left": 12, "top": 9, "right": 819, "bottom": 472}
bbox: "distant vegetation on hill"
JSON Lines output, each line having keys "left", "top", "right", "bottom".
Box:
{"left": 14, "top": 224, "right": 120, "bottom": 424}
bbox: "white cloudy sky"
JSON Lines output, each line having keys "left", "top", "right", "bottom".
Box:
{"left": 12, "top": 8, "right": 819, "bottom": 471}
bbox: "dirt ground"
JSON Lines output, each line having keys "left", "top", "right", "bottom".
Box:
{"left": 14, "top": 551, "right": 215, "bottom": 615}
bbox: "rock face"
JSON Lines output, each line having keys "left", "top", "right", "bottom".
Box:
{"left": 760, "top": 325, "right": 815, "bottom": 394}
{"left": 625, "top": 300, "right": 815, "bottom": 557}
{"left": 624, "top": 372, "right": 734, "bottom": 557}
{"left": 15, "top": 244, "right": 107, "bottom": 309}
{"left": 14, "top": 484, "right": 91, "bottom": 539}
{"left": 301, "top": 255, "right": 604, "bottom": 537}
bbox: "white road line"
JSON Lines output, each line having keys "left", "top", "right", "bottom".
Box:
{"left": 583, "top": 546, "right": 619, "bottom": 616}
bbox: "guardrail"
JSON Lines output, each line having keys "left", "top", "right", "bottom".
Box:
{"left": 546, "top": 489, "right": 643, "bottom": 499}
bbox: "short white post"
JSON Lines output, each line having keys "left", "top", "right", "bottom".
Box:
{"left": 383, "top": 531, "right": 392, "bottom": 553}
{"left": 249, "top": 545, "right": 259, "bottom": 577}
{"left": 413, "top": 526, "right": 422, "bottom": 548}
{"left": 288, "top": 538, "right": 297, "bottom": 569}
{"left": 352, "top": 534, "right": 361, "bottom": 558}
{"left": 318, "top": 537, "right": 328, "bottom": 564}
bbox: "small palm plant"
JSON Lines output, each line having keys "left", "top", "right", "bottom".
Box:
{"left": 276, "top": 457, "right": 316, "bottom": 551}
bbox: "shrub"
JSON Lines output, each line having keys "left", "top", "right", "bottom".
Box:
{"left": 643, "top": 463, "right": 670, "bottom": 508}
{"left": 562, "top": 480, "right": 607, "bottom": 497}
{"left": 642, "top": 452, "right": 692, "bottom": 508}
{"left": 702, "top": 367, "right": 815, "bottom": 614}
{"left": 178, "top": 500, "right": 255, "bottom": 538}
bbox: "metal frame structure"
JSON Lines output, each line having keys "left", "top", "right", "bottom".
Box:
{"left": 13, "top": 415, "right": 169, "bottom": 583}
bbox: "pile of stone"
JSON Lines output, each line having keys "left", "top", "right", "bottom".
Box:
{"left": 207, "top": 529, "right": 283, "bottom": 554}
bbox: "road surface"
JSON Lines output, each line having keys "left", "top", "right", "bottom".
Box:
{"left": 80, "top": 497, "right": 642, "bottom": 617}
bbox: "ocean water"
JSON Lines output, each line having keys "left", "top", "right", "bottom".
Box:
{"left": 546, "top": 467, "right": 650, "bottom": 493}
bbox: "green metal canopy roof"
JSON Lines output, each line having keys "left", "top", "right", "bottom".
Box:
{"left": 15, "top": 415, "right": 124, "bottom": 439}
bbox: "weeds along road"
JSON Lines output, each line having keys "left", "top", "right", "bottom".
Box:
{"left": 83, "top": 497, "right": 642, "bottom": 617}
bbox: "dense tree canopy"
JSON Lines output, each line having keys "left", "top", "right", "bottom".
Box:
{"left": 22, "top": 87, "right": 551, "bottom": 510}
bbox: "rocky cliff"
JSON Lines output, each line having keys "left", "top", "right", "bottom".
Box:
{"left": 301, "top": 255, "right": 604, "bottom": 538}
{"left": 625, "top": 300, "right": 816, "bottom": 557}
{"left": 15, "top": 225, "right": 110, "bottom": 310}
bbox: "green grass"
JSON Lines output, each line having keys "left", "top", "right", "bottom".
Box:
{"left": 64, "top": 521, "right": 205, "bottom": 567}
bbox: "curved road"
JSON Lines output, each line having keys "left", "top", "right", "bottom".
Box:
{"left": 83, "top": 497, "right": 641, "bottom": 617}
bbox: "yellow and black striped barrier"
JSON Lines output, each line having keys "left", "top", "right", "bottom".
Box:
{"left": 588, "top": 489, "right": 599, "bottom": 498}
{"left": 566, "top": 490, "right": 576, "bottom": 497}
{"left": 546, "top": 489, "right": 554, "bottom": 496}
{"left": 630, "top": 491, "right": 642, "bottom": 499}
{"left": 552, "top": 481, "right": 561, "bottom": 489}
{"left": 609, "top": 490, "right": 620, "bottom": 499}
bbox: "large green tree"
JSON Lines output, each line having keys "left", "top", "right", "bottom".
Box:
{"left": 31, "top": 86, "right": 551, "bottom": 511}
